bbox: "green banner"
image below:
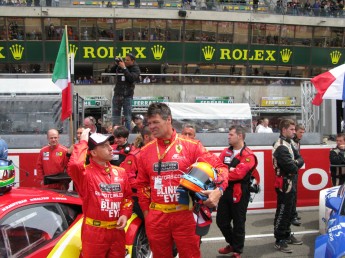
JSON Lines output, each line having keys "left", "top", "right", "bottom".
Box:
{"left": 0, "top": 41, "right": 343, "bottom": 66}
{"left": 132, "top": 96, "right": 169, "bottom": 107}
{"left": 195, "top": 96, "right": 234, "bottom": 103}
{"left": 84, "top": 96, "right": 110, "bottom": 108}
{"left": 84, "top": 99, "right": 102, "bottom": 107}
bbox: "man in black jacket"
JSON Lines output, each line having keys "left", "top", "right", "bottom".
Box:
{"left": 111, "top": 53, "right": 141, "bottom": 131}
{"left": 272, "top": 119, "right": 304, "bottom": 254}
{"left": 290, "top": 124, "right": 305, "bottom": 226}
{"left": 330, "top": 133, "right": 345, "bottom": 186}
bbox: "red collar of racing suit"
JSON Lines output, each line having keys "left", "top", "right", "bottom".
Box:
{"left": 156, "top": 130, "right": 177, "bottom": 146}
{"left": 48, "top": 143, "right": 60, "bottom": 150}
{"left": 89, "top": 158, "right": 113, "bottom": 175}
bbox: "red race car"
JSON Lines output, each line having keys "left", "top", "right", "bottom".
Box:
{"left": 0, "top": 183, "right": 150, "bottom": 257}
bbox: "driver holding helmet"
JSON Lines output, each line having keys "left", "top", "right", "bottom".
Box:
{"left": 136, "top": 103, "right": 228, "bottom": 258}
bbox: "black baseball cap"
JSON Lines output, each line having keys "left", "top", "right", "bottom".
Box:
{"left": 88, "top": 133, "right": 114, "bottom": 150}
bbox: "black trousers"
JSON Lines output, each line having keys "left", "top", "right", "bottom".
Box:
{"left": 274, "top": 181, "right": 294, "bottom": 241}
{"left": 331, "top": 168, "right": 345, "bottom": 186}
{"left": 216, "top": 185, "right": 250, "bottom": 253}
{"left": 290, "top": 174, "right": 298, "bottom": 220}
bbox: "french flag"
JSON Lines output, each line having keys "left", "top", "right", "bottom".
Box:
{"left": 311, "top": 64, "right": 345, "bottom": 106}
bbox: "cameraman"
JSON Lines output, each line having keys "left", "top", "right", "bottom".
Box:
{"left": 111, "top": 53, "right": 141, "bottom": 130}
{"left": 216, "top": 125, "right": 258, "bottom": 258}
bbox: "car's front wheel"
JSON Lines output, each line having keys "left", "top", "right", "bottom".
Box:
{"left": 132, "top": 225, "right": 152, "bottom": 258}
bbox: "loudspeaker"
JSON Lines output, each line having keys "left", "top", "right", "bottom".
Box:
{"left": 178, "top": 10, "right": 187, "bottom": 17}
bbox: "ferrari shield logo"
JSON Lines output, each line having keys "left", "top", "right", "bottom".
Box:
{"left": 112, "top": 168, "right": 119, "bottom": 176}
{"left": 176, "top": 144, "right": 183, "bottom": 153}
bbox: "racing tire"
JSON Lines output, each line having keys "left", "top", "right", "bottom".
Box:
{"left": 132, "top": 225, "right": 152, "bottom": 258}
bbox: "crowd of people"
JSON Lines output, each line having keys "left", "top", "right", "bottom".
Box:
{"left": 276, "top": 0, "right": 344, "bottom": 17}
{"left": 25, "top": 105, "right": 326, "bottom": 257}
{"left": 1, "top": 66, "right": 341, "bottom": 256}
{"left": 75, "top": 76, "right": 95, "bottom": 85}
{"left": 2, "top": 0, "right": 345, "bottom": 19}
{"left": 1, "top": 104, "right": 344, "bottom": 257}
{"left": 1, "top": 0, "right": 345, "bottom": 21}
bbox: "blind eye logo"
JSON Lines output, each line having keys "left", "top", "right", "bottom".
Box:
{"left": 202, "top": 46, "right": 215, "bottom": 61}
{"left": 151, "top": 44, "right": 165, "bottom": 60}
{"left": 9, "top": 44, "right": 24, "bottom": 60}
{"left": 280, "top": 48, "right": 292, "bottom": 63}
{"left": 330, "top": 50, "right": 341, "bottom": 64}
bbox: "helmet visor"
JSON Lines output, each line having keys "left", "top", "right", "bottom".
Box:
{"left": 188, "top": 167, "right": 212, "bottom": 184}
{"left": 0, "top": 161, "right": 15, "bottom": 187}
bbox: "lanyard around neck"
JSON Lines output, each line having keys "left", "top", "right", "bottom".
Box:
{"left": 156, "top": 134, "right": 178, "bottom": 175}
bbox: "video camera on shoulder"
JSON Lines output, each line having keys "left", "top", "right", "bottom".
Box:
{"left": 115, "top": 56, "right": 123, "bottom": 64}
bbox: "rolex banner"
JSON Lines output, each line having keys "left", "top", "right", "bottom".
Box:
{"left": 1, "top": 42, "right": 344, "bottom": 66}
{"left": 52, "top": 29, "right": 72, "bottom": 121}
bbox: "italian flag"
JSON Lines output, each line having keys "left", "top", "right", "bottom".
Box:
{"left": 52, "top": 28, "right": 72, "bottom": 121}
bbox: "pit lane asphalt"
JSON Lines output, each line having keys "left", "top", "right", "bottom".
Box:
{"left": 200, "top": 208, "right": 319, "bottom": 258}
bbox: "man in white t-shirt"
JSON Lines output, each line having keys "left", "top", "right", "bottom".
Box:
{"left": 257, "top": 118, "right": 273, "bottom": 133}
{"left": 143, "top": 76, "right": 151, "bottom": 84}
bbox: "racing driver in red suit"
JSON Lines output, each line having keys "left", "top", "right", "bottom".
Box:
{"left": 68, "top": 128, "right": 133, "bottom": 258}
{"left": 136, "top": 103, "right": 228, "bottom": 258}
{"left": 36, "top": 128, "right": 70, "bottom": 189}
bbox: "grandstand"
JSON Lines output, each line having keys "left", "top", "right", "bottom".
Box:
{"left": 0, "top": 2, "right": 344, "bottom": 78}
{"left": 0, "top": 1, "right": 344, "bottom": 132}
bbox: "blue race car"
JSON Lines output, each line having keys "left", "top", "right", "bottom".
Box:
{"left": 315, "top": 185, "right": 345, "bottom": 258}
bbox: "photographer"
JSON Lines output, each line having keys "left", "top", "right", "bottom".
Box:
{"left": 111, "top": 53, "right": 141, "bottom": 131}
{"left": 216, "top": 125, "right": 258, "bottom": 258}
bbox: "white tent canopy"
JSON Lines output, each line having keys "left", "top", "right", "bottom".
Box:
{"left": 168, "top": 103, "right": 252, "bottom": 120}
{"left": 167, "top": 103, "right": 252, "bottom": 133}
{"left": 0, "top": 78, "right": 61, "bottom": 94}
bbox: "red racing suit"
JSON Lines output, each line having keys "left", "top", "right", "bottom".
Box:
{"left": 110, "top": 143, "right": 140, "bottom": 192}
{"left": 67, "top": 141, "right": 133, "bottom": 258}
{"left": 219, "top": 146, "right": 259, "bottom": 202}
{"left": 111, "top": 143, "right": 144, "bottom": 219}
{"left": 136, "top": 130, "right": 228, "bottom": 258}
{"left": 216, "top": 145, "right": 258, "bottom": 253}
{"left": 36, "top": 144, "right": 69, "bottom": 189}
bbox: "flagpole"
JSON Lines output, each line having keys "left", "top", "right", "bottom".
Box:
{"left": 70, "top": 53, "right": 76, "bottom": 142}
{"left": 65, "top": 25, "right": 74, "bottom": 145}
{"left": 343, "top": 101, "right": 345, "bottom": 133}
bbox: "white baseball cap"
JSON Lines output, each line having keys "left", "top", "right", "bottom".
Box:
{"left": 88, "top": 134, "right": 114, "bottom": 150}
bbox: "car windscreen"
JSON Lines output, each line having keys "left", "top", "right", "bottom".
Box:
{"left": 0, "top": 204, "right": 67, "bottom": 257}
